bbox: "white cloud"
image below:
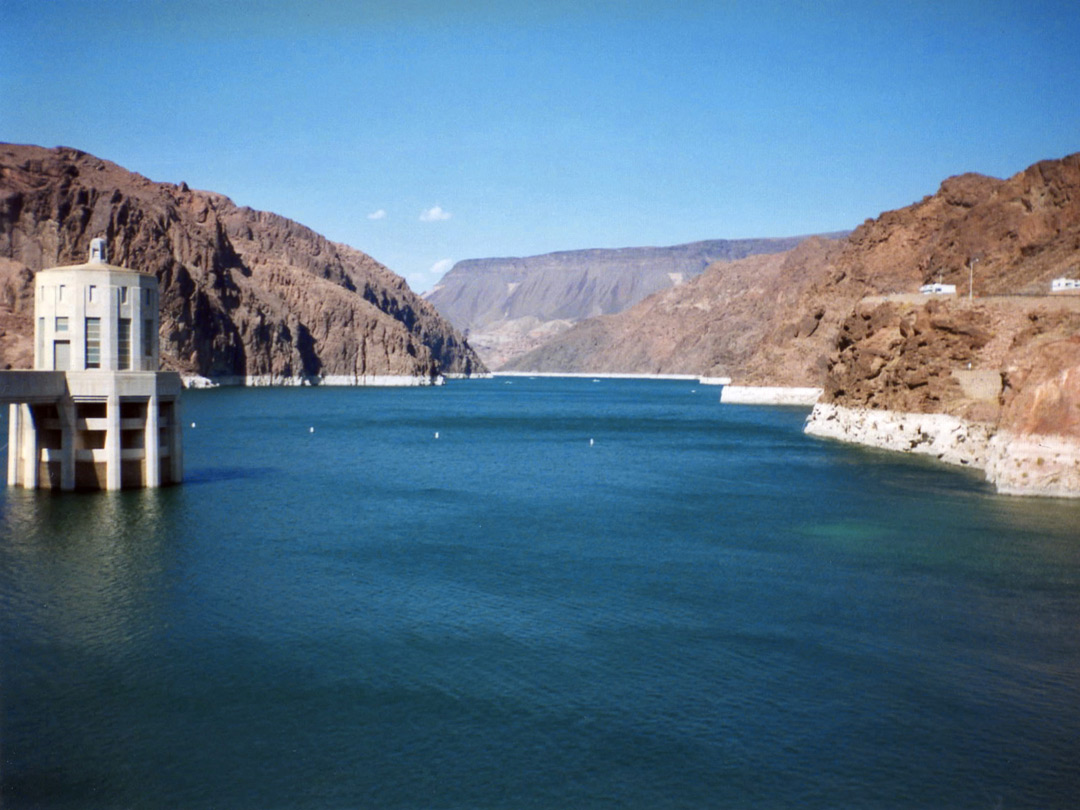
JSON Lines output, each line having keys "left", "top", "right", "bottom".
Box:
{"left": 404, "top": 259, "right": 455, "bottom": 294}
{"left": 419, "top": 205, "right": 452, "bottom": 222}
{"left": 429, "top": 258, "right": 454, "bottom": 277}
{"left": 367, "top": 209, "right": 387, "bottom": 220}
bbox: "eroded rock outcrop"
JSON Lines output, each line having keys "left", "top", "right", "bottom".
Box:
{"left": 807, "top": 295, "right": 1080, "bottom": 497}
{"left": 427, "top": 235, "right": 837, "bottom": 368}
{"left": 486, "top": 147, "right": 1080, "bottom": 497}
{"left": 502, "top": 237, "right": 842, "bottom": 377}
{"left": 0, "top": 143, "right": 485, "bottom": 383}
{"left": 799, "top": 150, "right": 1080, "bottom": 498}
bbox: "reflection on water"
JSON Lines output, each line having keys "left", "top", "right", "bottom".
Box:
{"left": 2, "top": 381, "right": 1080, "bottom": 809}
{"left": 0, "top": 487, "right": 175, "bottom": 653}
{"left": 182, "top": 465, "right": 278, "bottom": 485}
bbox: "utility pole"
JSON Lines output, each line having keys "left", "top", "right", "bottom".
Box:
{"left": 968, "top": 257, "right": 978, "bottom": 302}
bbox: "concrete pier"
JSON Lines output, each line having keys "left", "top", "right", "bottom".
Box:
{"left": 0, "top": 239, "right": 183, "bottom": 490}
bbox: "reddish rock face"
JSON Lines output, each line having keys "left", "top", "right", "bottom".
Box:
{"left": 507, "top": 152, "right": 1080, "bottom": 454}
{"left": 1001, "top": 335, "right": 1080, "bottom": 437}
{"left": 425, "top": 234, "right": 828, "bottom": 368}
{"left": 820, "top": 297, "right": 1080, "bottom": 435}
{"left": 742, "top": 153, "right": 1080, "bottom": 386}
{"left": 0, "top": 144, "right": 485, "bottom": 381}
{"left": 0, "top": 256, "right": 34, "bottom": 369}
{"left": 503, "top": 237, "right": 843, "bottom": 379}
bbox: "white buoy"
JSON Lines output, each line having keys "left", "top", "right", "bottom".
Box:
{"left": 434, "top": 431, "right": 439, "bottom": 439}
{"left": 589, "top": 438, "right": 594, "bottom": 446}
{"left": 309, "top": 426, "right": 315, "bottom": 433}
{"left": 191, "top": 422, "right": 196, "bottom": 429}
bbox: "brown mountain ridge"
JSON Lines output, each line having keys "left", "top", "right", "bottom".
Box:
{"left": 511, "top": 154, "right": 1080, "bottom": 387}
{"left": 506, "top": 152, "right": 1080, "bottom": 496}
{"left": 0, "top": 143, "right": 485, "bottom": 383}
{"left": 426, "top": 234, "right": 845, "bottom": 369}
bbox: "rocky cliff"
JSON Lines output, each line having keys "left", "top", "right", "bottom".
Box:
{"left": 742, "top": 154, "right": 1080, "bottom": 387}
{"left": 502, "top": 237, "right": 842, "bottom": 376}
{"left": 0, "top": 143, "right": 485, "bottom": 383}
{"left": 495, "top": 150, "right": 1080, "bottom": 496}
{"left": 798, "top": 153, "right": 1080, "bottom": 497}
{"left": 805, "top": 294, "right": 1080, "bottom": 497}
{"left": 512, "top": 154, "right": 1080, "bottom": 392}
{"left": 424, "top": 235, "right": 835, "bottom": 368}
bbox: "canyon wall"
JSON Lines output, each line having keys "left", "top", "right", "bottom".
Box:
{"left": 0, "top": 143, "right": 485, "bottom": 383}
{"left": 425, "top": 235, "right": 839, "bottom": 368}
{"left": 801, "top": 153, "right": 1080, "bottom": 497}
{"left": 502, "top": 237, "right": 842, "bottom": 377}
{"left": 495, "top": 150, "right": 1080, "bottom": 496}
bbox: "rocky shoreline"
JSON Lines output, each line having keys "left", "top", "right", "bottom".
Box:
{"left": 806, "top": 402, "right": 1080, "bottom": 498}
{"left": 720, "top": 386, "right": 823, "bottom": 406}
{"left": 493, "top": 371, "right": 698, "bottom": 380}
{"left": 181, "top": 373, "right": 447, "bottom": 388}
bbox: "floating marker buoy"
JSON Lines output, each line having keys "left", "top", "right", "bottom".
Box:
{"left": 309, "top": 426, "right": 315, "bottom": 433}
{"left": 589, "top": 438, "right": 594, "bottom": 446}
{"left": 191, "top": 422, "right": 196, "bottom": 428}
{"left": 434, "top": 431, "right": 439, "bottom": 439}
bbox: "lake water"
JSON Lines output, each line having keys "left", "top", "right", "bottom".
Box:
{"left": 2, "top": 378, "right": 1079, "bottom": 809}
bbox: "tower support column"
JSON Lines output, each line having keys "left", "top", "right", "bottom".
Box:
{"left": 20, "top": 404, "right": 38, "bottom": 489}
{"left": 59, "top": 397, "right": 76, "bottom": 491}
{"left": 105, "top": 392, "right": 121, "bottom": 491}
{"left": 7, "top": 403, "right": 20, "bottom": 487}
{"left": 145, "top": 392, "right": 160, "bottom": 488}
{"left": 169, "top": 398, "right": 184, "bottom": 484}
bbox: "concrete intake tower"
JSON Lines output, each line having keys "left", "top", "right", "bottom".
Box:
{"left": 1, "top": 238, "right": 183, "bottom": 490}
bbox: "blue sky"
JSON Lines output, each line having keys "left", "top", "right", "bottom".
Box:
{"left": 3, "top": 1, "right": 1079, "bottom": 292}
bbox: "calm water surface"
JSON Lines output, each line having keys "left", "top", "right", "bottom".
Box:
{"left": 2, "top": 378, "right": 1079, "bottom": 809}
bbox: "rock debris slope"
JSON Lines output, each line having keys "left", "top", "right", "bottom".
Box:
{"left": 497, "top": 150, "right": 1080, "bottom": 496}
{"left": 797, "top": 153, "right": 1080, "bottom": 497}
{"left": 0, "top": 143, "right": 484, "bottom": 383}
{"left": 425, "top": 236, "right": 838, "bottom": 368}
{"left": 502, "top": 237, "right": 842, "bottom": 376}
{"left": 509, "top": 154, "right": 1080, "bottom": 390}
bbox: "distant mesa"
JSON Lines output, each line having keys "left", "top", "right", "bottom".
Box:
{"left": 425, "top": 234, "right": 847, "bottom": 368}
{"left": 499, "top": 236, "right": 845, "bottom": 379}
